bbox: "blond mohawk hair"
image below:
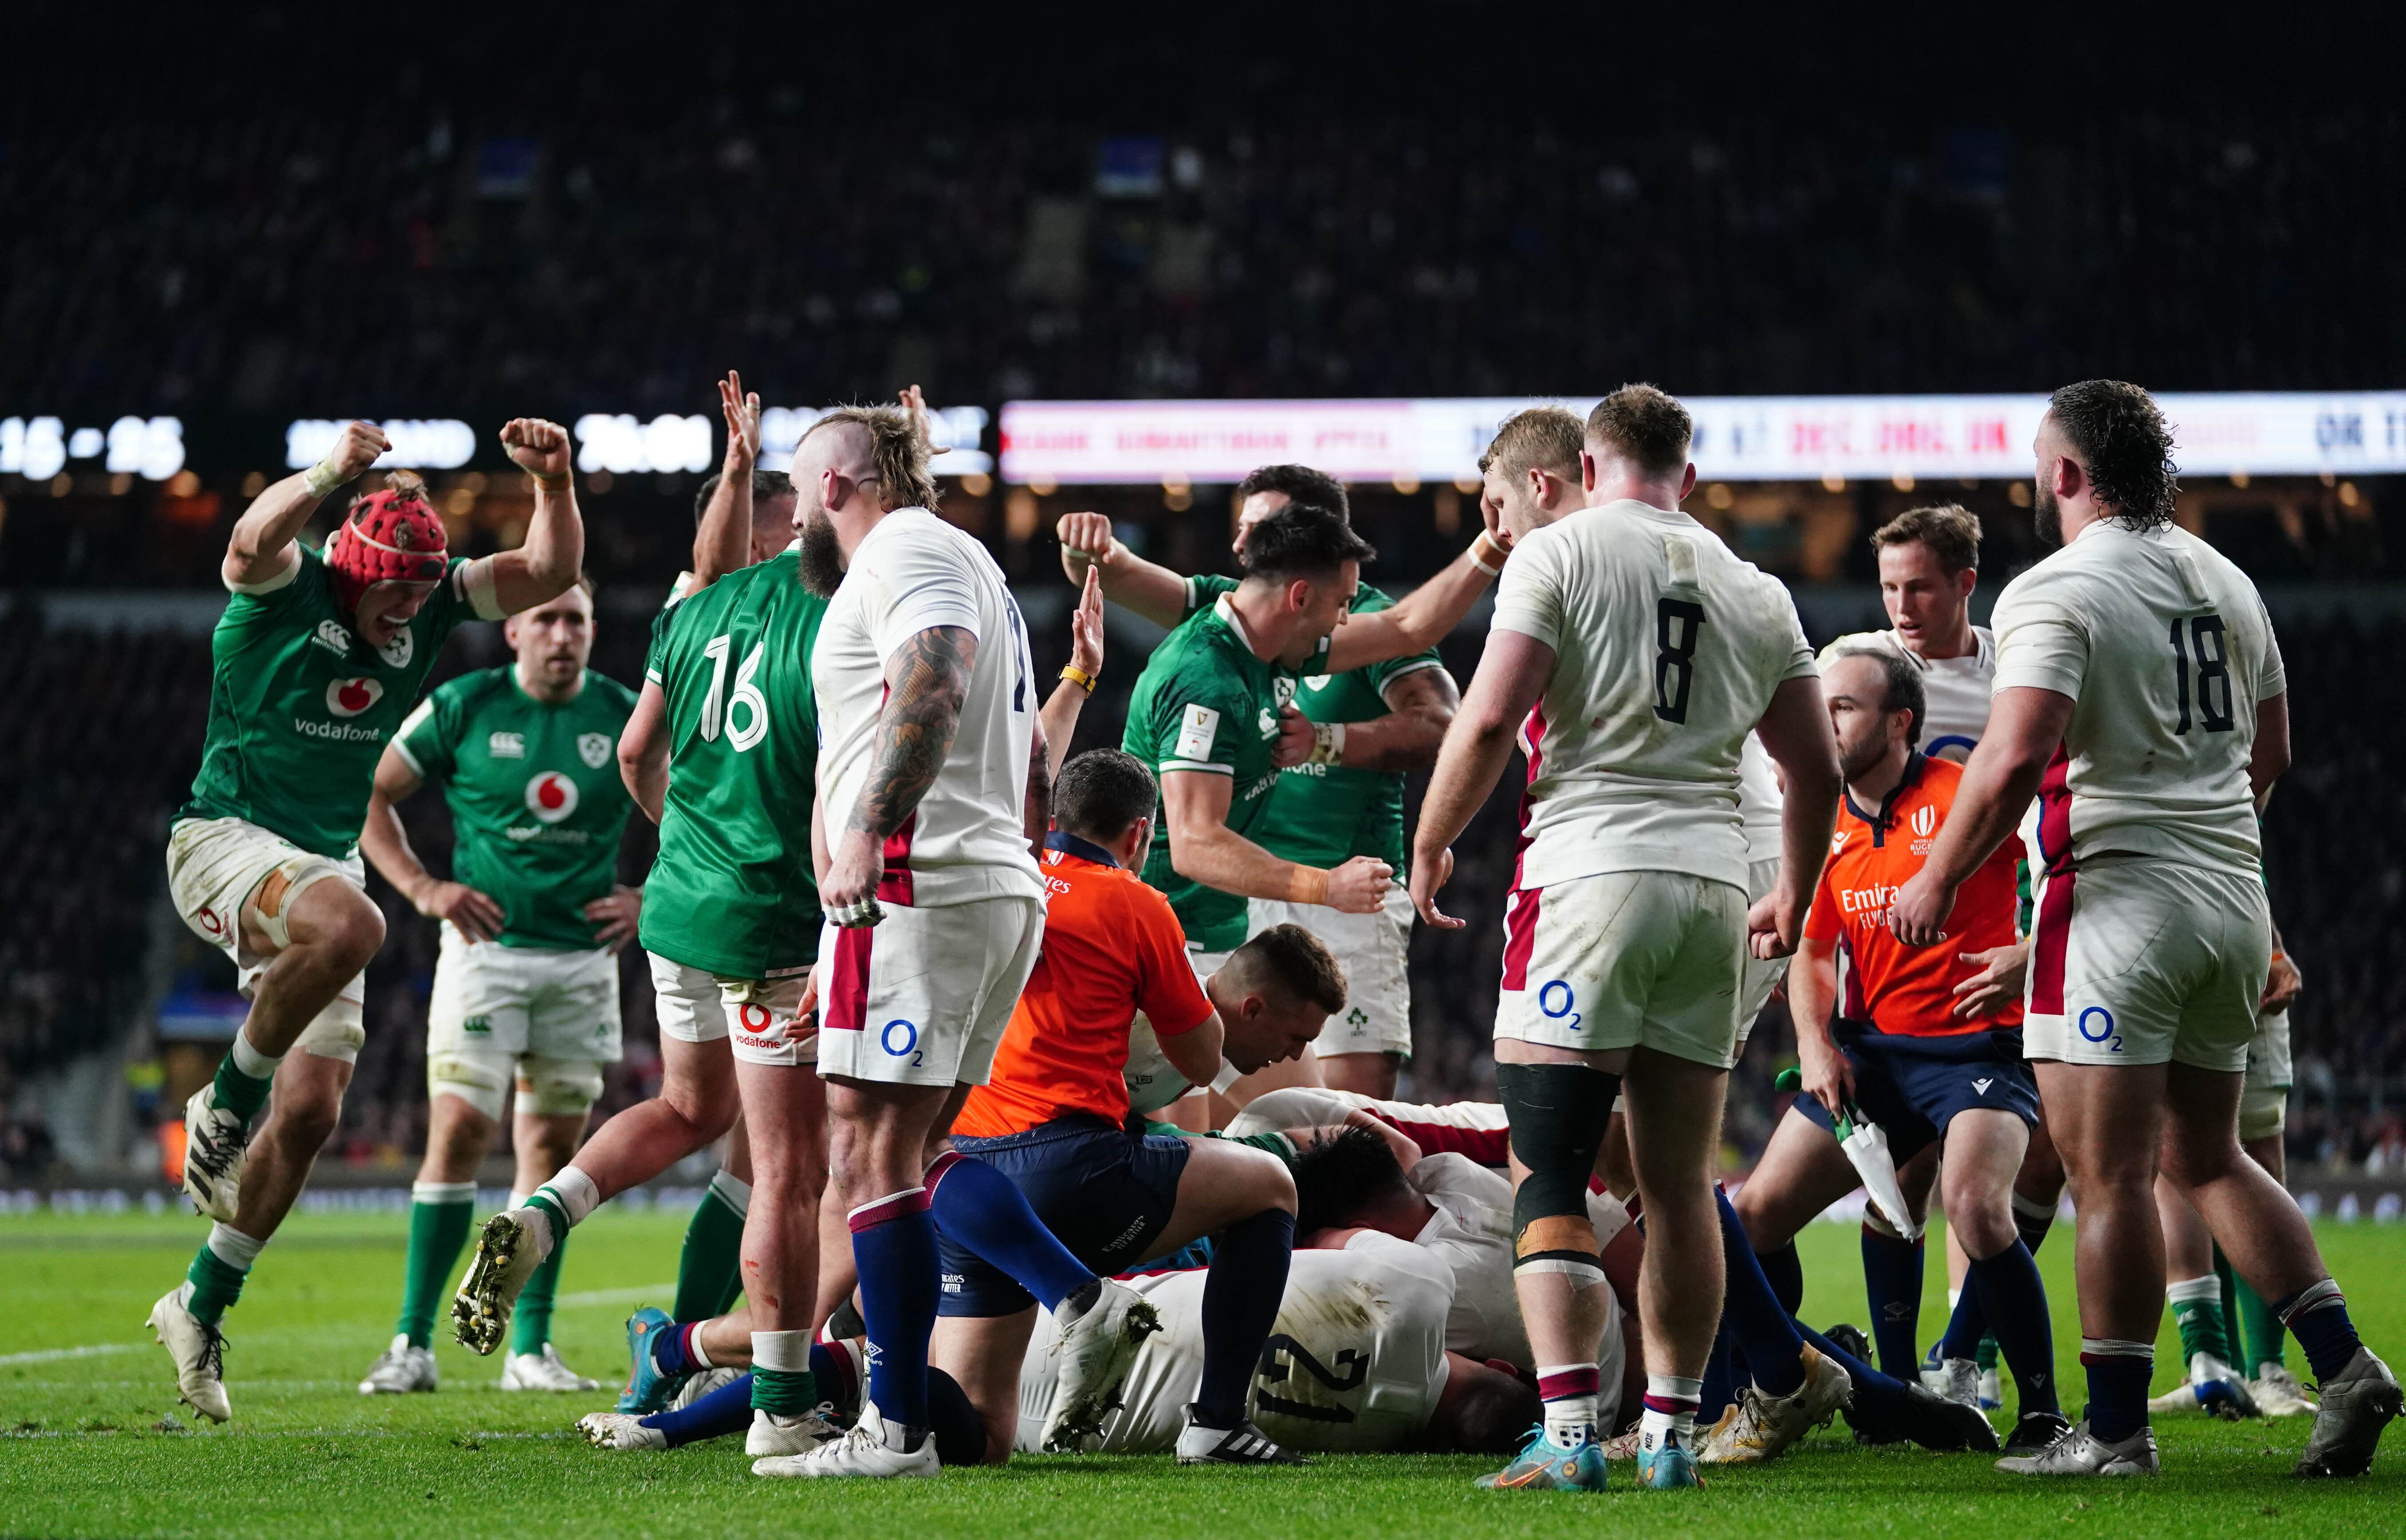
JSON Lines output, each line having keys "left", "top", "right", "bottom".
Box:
{"left": 806, "top": 405, "right": 940, "bottom": 513}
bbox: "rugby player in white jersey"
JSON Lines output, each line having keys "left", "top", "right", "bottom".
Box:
{"left": 1890, "top": 379, "right": 2398, "bottom": 1478}
{"left": 1412, "top": 385, "right": 1842, "bottom": 1490}
{"left": 1013, "top": 1238, "right": 1540, "bottom": 1457}
{"left": 781, "top": 403, "right": 1054, "bottom": 1479}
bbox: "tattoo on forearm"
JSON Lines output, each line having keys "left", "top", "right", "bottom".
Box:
{"left": 1024, "top": 723, "right": 1053, "bottom": 845}
{"left": 848, "top": 626, "right": 973, "bottom": 840}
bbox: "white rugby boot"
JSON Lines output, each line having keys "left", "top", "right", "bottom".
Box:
{"left": 147, "top": 1284, "right": 231, "bottom": 1423}
{"left": 752, "top": 1401, "right": 940, "bottom": 1479}
{"left": 180, "top": 1082, "right": 250, "bottom": 1224}
{"left": 1699, "top": 1342, "right": 1854, "bottom": 1464}
{"left": 1995, "top": 1418, "right": 2159, "bottom": 1476}
{"left": 452, "top": 1210, "right": 550, "bottom": 1355}
{"left": 2148, "top": 1352, "right": 2260, "bottom": 1419}
{"left": 1940, "top": 1355, "right": 1982, "bottom": 1409}
{"left": 1176, "top": 1405, "right": 1311, "bottom": 1465}
{"left": 1041, "top": 1278, "right": 1161, "bottom": 1452}
{"left": 578, "top": 1412, "right": 667, "bottom": 1450}
{"left": 2295, "top": 1347, "right": 2401, "bottom": 1478}
{"left": 359, "top": 1334, "right": 437, "bottom": 1394}
{"left": 500, "top": 1341, "right": 599, "bottom": 1392}
{"left": 2249, "top": 1362, "right": 2317, "bottom": 1418}
{"left": 745, "top": 1404, "right": 845, "bottom": 1457}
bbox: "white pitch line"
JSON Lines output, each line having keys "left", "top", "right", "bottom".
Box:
{"left": 553, "top": 1283, "right": 675, "bottom": 1309}
{"left": 0, "top": 1343, "right": 145, "bottom": 1366}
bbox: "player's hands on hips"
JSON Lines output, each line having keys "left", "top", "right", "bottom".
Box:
{"left": 582, "top": 885, "right": 644, "bottom": 953}
{"left": 821, "top": 828, "right": 887, "bottom": 928}
{"left": 2261, "top": 949, "right": 2303, "bottom": 1012}
{"left": 326, "top": 420, "right": 392, "bottom": 482}
{"left": 719, "top": 370, "right": 760, "bottom": 475}
{"left": 1746, "top": 888, "right": 1803, "bottom": 960}
{"left": 1325, "top": 856, "right": 1393, "bottom": 915}
{"left": 1796, "top": 1024, "right": 1856, "bottom": 1124}
{"left": 1069, "top": 566, "right": 1105, "bottom": 678}
{"left": 1409, "top": 846, "right": 1461, "bottom": 929}
{"left": 412, "top": 879, "right": 504, "bottom": 944}
{"left": 1950, "top": 938, "right": 2030, "bottom": 1019}
{"left": 1272, "top": 704, "right": 1314, "bottom": 769}
{"left": 1057, "top": 511, "right": 1115, "bottom": 581}
{"left": 1886, "top": 868, "right": 1954, "bottom": 947}
{"left": 500, "top": 418, "right": 572, "bottom": 481}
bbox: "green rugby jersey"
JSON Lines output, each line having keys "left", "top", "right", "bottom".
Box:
{"left": 392, "top": 666, "right": 641, "bottom": 951}
{"left": 1123, "top": 592, "right": 1293, "bottom": 952}
{"left": 1188, "top": 575, "right": 1443, "bottom": 876}
{"left": 638, "top": 549, "right": 827, "bottom": 978}
{"left": 179, "top": 543, "right": 491, "bottom": 857}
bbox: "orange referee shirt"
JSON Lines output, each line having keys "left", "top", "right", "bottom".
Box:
{"left": 1803, "top": 753, "right": 2023, "bottom": 1035}
{"left": 953, "top": 831, "right": 1216, "bottom": 1137}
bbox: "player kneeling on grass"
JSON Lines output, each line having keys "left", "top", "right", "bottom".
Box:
{"left": 357, "top": 579, "right": 641, "bottom": 1396}
{"left": 150, "top": 418, "right": 583, "bottom": 1423}
{"left": 932, "top": 750, "right": 1348, "bottom": 1467}
{"left": 1735, "top": 647, "right": 2068, "bottom": 1459}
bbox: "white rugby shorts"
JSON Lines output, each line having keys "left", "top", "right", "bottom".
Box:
{"left": 165, "top": 816, "right": 366, "bottom": 1063}
{"left": 428, "top": 923, "right": 622, "bottom": 1062}
{"left": 647, "top": 953, "right": 817, "bottom": 1067}
{"left": 1735, "top": 857, "right": 1787, "bottom": 1049}
{"left": 817, "top": 895, "right": 1043, "bottom": 1088}
{"left": 1496, "top": 869, "right": 1748, "bottom": 1069}
{"left": 2023, "top": 855, "right": 2270, "bottom": 1073}
{"left": 1249, "top": 884, "right": 1412, "bottom": 1059}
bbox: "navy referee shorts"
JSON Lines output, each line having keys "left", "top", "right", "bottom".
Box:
{"left": 936, "top": 1112, "right": 1191, "bottom": 1317}
{"left": 1794, "top": 1021, "right": 2039, "bottom": 1165}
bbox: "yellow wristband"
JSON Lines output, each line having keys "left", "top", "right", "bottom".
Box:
{"left": 1286, "top": 866, "right": 1330, "bottom": 905}
{"left": 1059, "top": 664, "right": 1097, "bottom": 695}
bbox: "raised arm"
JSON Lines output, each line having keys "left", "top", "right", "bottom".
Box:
{"left": 1039, "top": 567, "right": 1106, "bottom": 783}
{"left": 1057, "top": 511, "right": 1190, "bottom": 628}
{"left": 617, "top": 680, "right": 671, "bottom": 824}
{"left": 1323, "top": 532, "right": 1508, "bottom": 674}
{"left": 821, "top": 626, "right": 975, "bottom": 927}
{"left": 1408, "top": 627, "right": 1552, "bottom": 928}
{"left": 1888, "top": 685, "right": 2073, "bottom": 948}
{"left": 1160, "top": 771, "right": 1392, "bottom": 914}
{"left": 358, "top": 744, "right": 504, "bottom": 943}
{"left": 484, "top": 418, "right": 586, "bottom": 614}
{"left": 1748, "top": 675, "right": 1842, "bottom": 959}
{"left": 223, "top": 420, "right": 390, "bottom": 589}
{"left": 1305, "top": 664, "right": 1458, "bottom": 773}
{"left": 690, "top": 370, "right": 760, "bottom": 593}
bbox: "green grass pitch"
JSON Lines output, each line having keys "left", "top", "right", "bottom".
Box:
{"left": 4, "top": 1205, "right": 2399, "bottom": 1538}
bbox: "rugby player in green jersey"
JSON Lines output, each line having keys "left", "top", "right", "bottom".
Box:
{"left": 150, "top": 416, "right": 586, "bottom": 1422}
{"left": 1063, "top": 470, "right": 1503, "bottom": 1105}
{"left": 355, "top": 577, "right": 643, "bottom": 1397}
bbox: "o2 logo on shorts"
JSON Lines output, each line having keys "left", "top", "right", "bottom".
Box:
{"left": 1539, "top": 980, "right": 1581, "bottom": 1033}
{"left": 881, "top": 1018, "right": 925, "bottom": 1068}
{"left": 2077, "top": 1005, "right": 2123, "bottom": 1053}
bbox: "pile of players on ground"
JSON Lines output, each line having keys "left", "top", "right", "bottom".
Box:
{"left": 143, "top": 374, "right": 2396, "bottom": 1489}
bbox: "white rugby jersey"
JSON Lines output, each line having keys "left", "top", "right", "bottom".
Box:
{"left": 1818, "top": 625, "right": 1997, "bottom": 761}
{"left": 1990, "top": 521, "right": 2283, "bottom": 879}
{"left": 1738, "top": 732, "right": 1783, "bottom": 864}
{"left": 812, "top": 508, "right": 1045, "bottom": 906}
{"left": 1016, "top": 1236, "right": 1453, "bottom": 1453}
{"left": 1494, "top": 500, "right": 1817, "bottom": 891}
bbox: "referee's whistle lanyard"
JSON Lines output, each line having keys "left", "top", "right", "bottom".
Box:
{"left": 1841, "top": 751, "right": 1926, "bottom": 849}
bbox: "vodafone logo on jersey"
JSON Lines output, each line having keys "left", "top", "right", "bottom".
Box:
{"left": 525, "top": 770, "right": 579, "bottom": 823}
{"left": 326, "top": 677, "right": 384, "bottom": 717}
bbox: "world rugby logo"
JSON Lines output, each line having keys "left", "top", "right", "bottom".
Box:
{"left": 326, "top": 677, "right": 384, "bottom": 717}
{"left": 525, "top": 770, "right": 579, "bottom": 823}
{"left": 1911, "top": 805, "right": 1937, "bottom": 838}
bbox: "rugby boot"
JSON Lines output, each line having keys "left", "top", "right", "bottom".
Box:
{"left": 746, "top": 1404, "right": 845, "bottom": 1457}
{"left": 753, "top": 1401, "right": 940, "bottom": 1478}
{"left": 500, "top": 1340, "right": 599, "bottom": 1392}
{"left": 1995, "top": 1418, "right": 2159, "bottom": 1476}
{"left": 2250, "top": 1362, "right": 2317, "bottom": 1418}
{"left": 1698, "top": 1343, "right": 1852, "bottom": 1464}
{"left": 2001, "top": 1410, "right": 2073, "bottom": 1459}
{"left": 358, "top": 1334, "right": 437, "bottom": 1394}
{"left": 452, "top": 1209, "right": 549, "bottom": 1356}
{"left": 1041, "top": 1279, "right": 1161, "bottom": 1452}
{"left": 1635, "top": 1438, "right": 1701, "bottom": 1489}
{"left": 1474, "top": 1426, "right": 1608, "bottom": 1490}
{"left": 181, "top": 1082, "right": 250, "bottom": 1225}
{"left": 1176, "top": 1406, "right": 1311, "bottom": 1466}
{"left": 2294, "top": 1347, "right": 2401, "bottom": 1477}
{"left": 613, "top": 1307, "right": 686, "bottom": 1414}
{"left": 148, "top": 1284, "right": 231, "bottom": 1423}
{"left": 578, "top": 1412, "right": 667, "bottom": 1450}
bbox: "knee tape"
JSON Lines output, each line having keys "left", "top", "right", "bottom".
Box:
{"left": 515, "top": 1055, "right": 606, "bottom": 1118}
{"left": 244, "top": 855, "right": 350, "bottom": 953}
{"left": 1497, "top": 1061, "right": 1618, "bottom": 1279}
{"left": 429, "top": 1047, "right": 515, "bottom": 1120}
{"left": 2237, "top": 1087, "right": 2286, "bottom": 1142}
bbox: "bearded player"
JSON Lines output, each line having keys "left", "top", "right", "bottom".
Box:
{"left": 148, "top": 418, "right": 584, "bottom": 1422}
{"left": 356, "top": 578, "right": 640, "bottom": 1398}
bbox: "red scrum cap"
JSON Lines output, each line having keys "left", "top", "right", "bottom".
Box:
{"left": 327, "top": 471, "right": 448, "bottom": 613}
